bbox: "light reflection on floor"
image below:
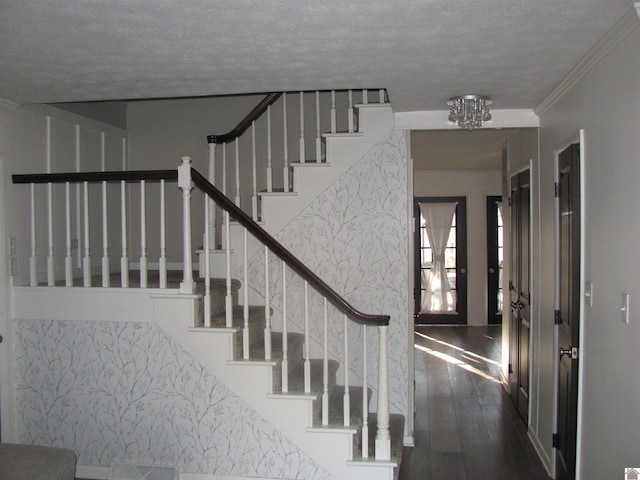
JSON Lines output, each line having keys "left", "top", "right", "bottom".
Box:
{"left": 414, "top": 330, "right": 501, "bottom": 383}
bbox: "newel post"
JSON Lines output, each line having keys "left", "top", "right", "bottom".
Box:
{"left": 375, "top": 324, "right": 391, "bottom": 460}
{"left": 178, "top": 156, "right": 194, "bottom": 294}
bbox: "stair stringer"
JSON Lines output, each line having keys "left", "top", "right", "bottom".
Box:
{"left": 151, "top": 296, "right": 395, "bottom": 480}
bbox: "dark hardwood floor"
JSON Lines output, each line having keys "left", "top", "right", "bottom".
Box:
{"left": 399, "top": 325, "right": 551, "bottom": 480}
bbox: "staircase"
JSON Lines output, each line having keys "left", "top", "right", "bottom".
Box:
{"left": 154, "top": 277, "right": 405, "bottom": 480}
{"left": 10, "top": 89, "right": 405, "bottom": 480}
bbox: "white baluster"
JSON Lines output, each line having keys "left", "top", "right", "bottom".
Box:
{"left": 224, "top": 210, "right": 232, "bottom": 328}
{"left": 243, "top": 228, "right": 250, "bottom": 359}
{"left": 322, "top": 297, "right": 329, "bottom": 425}
{"left": 348, "top": 89, "right": 354, "bottom": 133}
{"left": 101, "top": 180, "right": 110, "bottom": 287}
{"left": 64, "top": 182, "right": 72, "bottom": 286}
{"left": 100, "top": 132, "right": 109, "bottom": 287}
{"left": 29, "top": 184, "right": 37, "bottom": 286}
{"left": 178, "top": 156, "right": 194, "bottom": 294}
{"left": 203, "top": 198, "right": 211, "bottom": 327}
{"left": 139, "top": 180, "right": 148, "bottom": 288}
{"left": 283, "top": 93, "right": 289, "bottom": 192}
{"left": 264, "top": 246, "right": 272, "bottom": 360}
{"left": 343, "top": 314, "right": 350, "bottom": 426}
{"left": 379, "top": 89, "right": 385, "bottom": 104}
{"left": 234, "top": 139, "right": 240, "bottom": 206}
{"left": 82, "top": 181, "right": 91, "bottom": 287}
{"left": 303, "top": 281, "right": 311, "bottom": 393}
{"left": 362, "top": 89, "right": 369, "bottom": 105}
{"left": 46, "top": 116, "right": 54, "bottom": 287}
{"left": 375, "top": 324, "right": 391, "bottom": 461}
{"left": 251, "top": 121, "right": 258, "bottom": 220}
{"left": 222, "top": 143, "right": 227, "bottom": 196}
{"left": 299, "top": 91, "right": 305, "bottom": 164}
{"left": 315, "top": 91, "right": 322, "bottom": 162}
{"left": 267, "top": 105, "right": 273, "bottom": 193}
{"left": 362, "top": 324, "right": 369, "bottom": 458}
{"left": 331, "top": 90, "right": 337, "bottom": 134}
{"left": 281, "top": 261, "right": 288, "bottom": 392}
{"left": 159, "top": 179, "right": 167, "bottom": 288}
{"left": 207, "top": 143, "right": 217, "bottom": 248}
{"left": 120, "top": 180, "right": 129, "bottom": 288}
{"left": 74, "top": 125, "right": 82, "bottom": 268}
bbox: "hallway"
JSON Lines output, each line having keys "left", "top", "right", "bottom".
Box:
{"left": 399, "top": 325, "right": 551, "bottom": 480}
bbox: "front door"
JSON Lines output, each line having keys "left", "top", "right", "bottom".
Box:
{"left": 509, "top": 170, "right": 531, "bottom": 422}
{"left": 556, "top": 143, "right": 581, "bottom": 480}
{"left": 414, "top": 197, "right": 468, "bottom": 324}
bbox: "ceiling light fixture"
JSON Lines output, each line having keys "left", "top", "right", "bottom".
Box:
{"left": 448, "top": 95, "right": 492, "bottom": 130}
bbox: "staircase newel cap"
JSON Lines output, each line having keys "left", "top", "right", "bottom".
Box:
{"left": 178, "top": 156, "right": 193, "bottom": 191}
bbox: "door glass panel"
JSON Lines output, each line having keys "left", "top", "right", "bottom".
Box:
{"left": 418, "top": 207, "right": 458, "bottom": 313}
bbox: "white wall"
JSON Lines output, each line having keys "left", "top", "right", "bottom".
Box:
{"left": 413, "top": 169, "right": 502, "bottom": 326}
{"left": 533, "top": 19, "right": 640, "bottom": 479}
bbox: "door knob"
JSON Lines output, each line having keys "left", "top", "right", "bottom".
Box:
{"left": 489, "top": 268, "right": 495, "bottom": 273}
{"left": 559, "top": 346, "right": 578, "bottom": 360}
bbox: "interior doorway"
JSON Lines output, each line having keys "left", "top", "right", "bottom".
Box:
{"left": 509, "top": 169, "right": 531, "bottom": 422}
{"left": 555, "top": 143, "right": 581, "bottom": 480}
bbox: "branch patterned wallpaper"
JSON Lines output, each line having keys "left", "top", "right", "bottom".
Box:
{"left": 14, "top": 319, "right": 331, "bottom": 479}
{"left": 247, "top": 130, "right": 409, "bottom": 416}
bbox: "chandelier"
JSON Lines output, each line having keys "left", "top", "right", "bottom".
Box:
{"left": 448, "top": 95, "right": 492, "bottom": 130}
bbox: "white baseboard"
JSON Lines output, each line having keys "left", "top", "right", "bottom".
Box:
{"left": 527, "top": 428, "right": 553, "bottom": 477}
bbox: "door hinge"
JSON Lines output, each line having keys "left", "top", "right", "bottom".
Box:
{"left": 508, "top": 196, "right": 512, "bottom": 207}
{"left": 554, "top": 182, "right": 560, "bottom": 198}
{"left": 509, "top": 280, "right": 515, "bottom": 291}
{"left": 552, "top": 433, "right": 559, "bottom": 449}
{"left": 508, "top": 363, "right": 513, "bottom": 374}
{"left": 554, "top": 309, "right": 562, "bottom": 325}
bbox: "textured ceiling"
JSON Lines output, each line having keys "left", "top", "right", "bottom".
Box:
{"left": 0, "top": 0, "right": 634, "bottom": 111}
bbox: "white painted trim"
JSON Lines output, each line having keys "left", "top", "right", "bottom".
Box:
{"left": 0, "top": 152, "right": 17, "bottom": 442}
{"left": 395, "top": 109, "right": 539, "bottom": 130}
{"left": 575, "top": 129, "right": 587, "bottom": 480}
{"left": 535, "top": 5, "right": 640, "bottom": 117}
{"left": 528, "top": 428, "right": 553, "bottom": 476}
{"left": 405, "top": 134, "right": 415, "bottom": 448}
{"left": 0, "top": 98, "right": 18, "bottom": 112}
{"left": 10, "top": 286, "right": 198, "bottom": 323}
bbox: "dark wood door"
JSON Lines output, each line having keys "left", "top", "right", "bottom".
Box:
{"left": 487, "top": 196, "right": 504, "bottom": 325}
{"left": 509, "top": 170, "right": 531, "bottom": 422}
{"left": 556, "top": 144, "right": 581, "bottom": 480}
{"left": 414, "top": 197, "right": 468, "bottom": 325}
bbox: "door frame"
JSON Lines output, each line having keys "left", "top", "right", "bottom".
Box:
{"left": 552, "top": 133, "right": 585, "bottom": 479}
{"left": 413, "top": 196, "right": 468, "bottom": 325}
{"left": 486, "top": 195, "right": 503, "bottom": 325}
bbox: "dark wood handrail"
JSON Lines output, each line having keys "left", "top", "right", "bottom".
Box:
{"left": 207, "top": 92, "right": 282, "bottom": 145}
{"left": 12, "top": 170, "right": 178, "bottom": 184}
{"left": 11, "top": 167, "right": 390, "bottom": 327}
{"left": 190, "top": 169, "right": 389, "bottom": 326}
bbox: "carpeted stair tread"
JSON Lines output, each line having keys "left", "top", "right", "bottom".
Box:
{"left": 287, "top": 358, "right": 339, "bottom": 393}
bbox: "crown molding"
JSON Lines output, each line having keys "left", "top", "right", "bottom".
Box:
{"left": 0, "top": 98, "right": 18, "bottom": 112}
{"left": 535, "top": 4, "right": 640, "bottom": 117}
{"left": 395, "top": 109, "right": 539, "bottom": 130}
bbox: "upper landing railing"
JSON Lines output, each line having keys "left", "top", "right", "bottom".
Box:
{"left": 204, "top": 89, "right": 389, "bottom": 243}
{"left": 12, "top": 157, "right": 392, "bottom": 461}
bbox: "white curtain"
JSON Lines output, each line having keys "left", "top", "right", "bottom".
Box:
{"left": 419, "top": 202, "right": 457, "bottom": 313}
